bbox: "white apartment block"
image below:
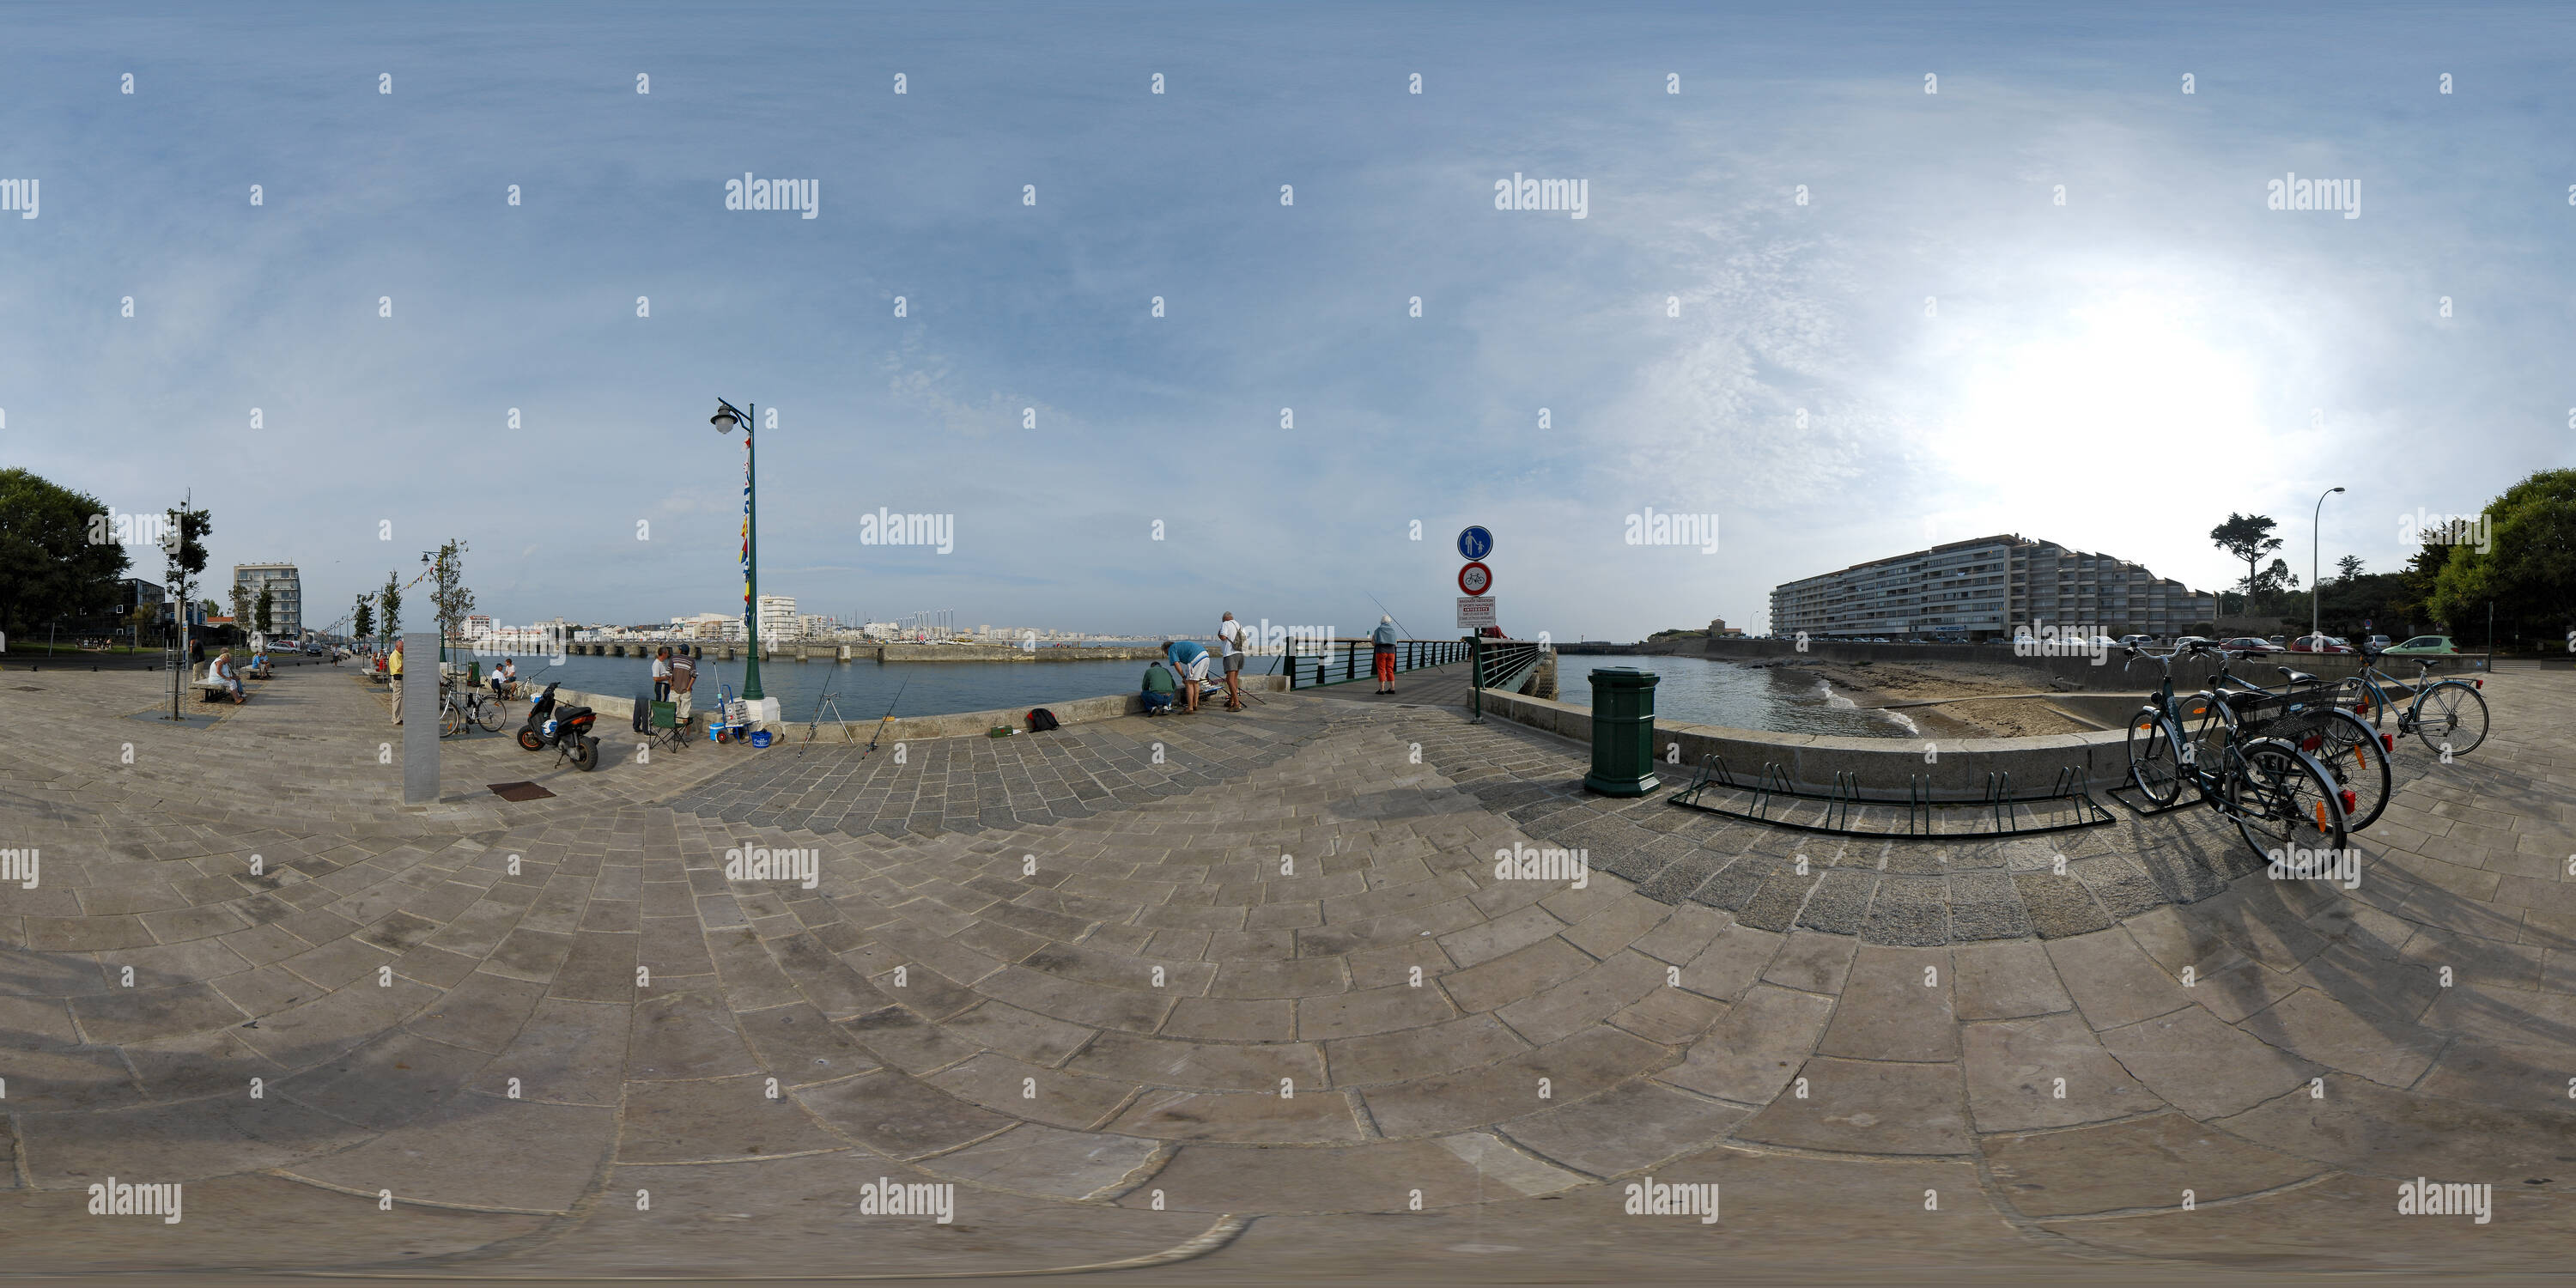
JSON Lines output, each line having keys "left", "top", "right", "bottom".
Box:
{"left": 1769, "top": 534, "right": 2218, "bottom": 641}
{"left": 756, "top": 594, "right": 799, "bottom": 641}
{"left": 231, "top": 562, "right": 302, "bottom": 635}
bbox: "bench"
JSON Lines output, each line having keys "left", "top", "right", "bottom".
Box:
{"left": 195, "top": 677, "right": 245, "bottom": 703}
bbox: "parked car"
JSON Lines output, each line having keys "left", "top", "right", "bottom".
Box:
{"left": 2379, "top": 635, "right": 2459, "bottom": 656}
{"left": 2267, "top": 635, "right": 2286, "bottom": 645}
{"left": 2289, "top": 635, "right": 2356, "bottom": 654}
{"left": 2172, "top": 635, "right": 2215, "bottom": 650}
{"left": 2117, "top": 634, "right": 2157, "bottom": 647}
{"left": 2219, "top": 636, "right": 2281, "bottom": 654}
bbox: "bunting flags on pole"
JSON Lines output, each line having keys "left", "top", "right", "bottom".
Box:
{"left": 740, "top": 431, "right": 753, "bottom": 629}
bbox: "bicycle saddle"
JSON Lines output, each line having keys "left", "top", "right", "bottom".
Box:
{"left": 2275, "top": 667, "right": 2318, "bottom": 685}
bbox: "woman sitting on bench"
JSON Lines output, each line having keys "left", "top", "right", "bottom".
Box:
{"left": 209, "top": 652, "right": 244, "bottom": 702}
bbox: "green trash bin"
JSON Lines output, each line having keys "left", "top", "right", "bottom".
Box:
{"left": 467, "top": 660, "right": 482, "bottom": 689}
{"left": 1583, "top": 667, "right": 1661, "bottom": 796}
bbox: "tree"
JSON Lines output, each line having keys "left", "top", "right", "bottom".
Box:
{"left": 228, "top": 578, "right": 253, "bottom": 633}
{"left": 2310, "top": 571, "right": 2421, "bottom": 640}
{"left": 353, "top": 593, "right": 374, "bottom": 642}
{"left": 2245, "top": 557, "right": 2299, "bottom": 610}
{"left": 2336, "top": 554, "right": 2365, "bottom": 582}
{"left": 2210, "top": 513, "right": 2283, "bottom": 609}
{"left": 0, "top": 468, "right": 131, "bottom": 638}
{"left": 254, "top": 585, "right": 274, "bottom": 636}
{"left": 152, "top": 498, "right": 213, "bottom": 716}
{"left": 2427, "top": 467, "right": 2576, "bottom": 648}
{"left": 379, "top": 573, "right": 403, "bottom": 644}
{"left": 428, "top": 538, "right": 474, "bottom": 653}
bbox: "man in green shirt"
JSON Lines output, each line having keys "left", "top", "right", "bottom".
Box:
{"left": 1139, "top": 659, "right": 1177, "bottom": 715}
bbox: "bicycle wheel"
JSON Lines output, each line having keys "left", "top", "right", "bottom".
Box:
{"left": 440, "top": 703, "right": 465, "bottom": 738}
{"left": 477, "top": 696, "right": 507, "bottom": 732}
{"left": 2411, "top": 683, "right": 2489, "bottom": 757}
{"left": 2125, "top": 711, "right": 2183, "bottom": 806}
{"left": 2228, "top": 739, "right": 2347, "bottom": 862}
{"left": 2293, "top": 708, "right": 2391, "bottom": 831}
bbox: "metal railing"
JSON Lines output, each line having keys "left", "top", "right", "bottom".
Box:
{"left": 1469, "top": 637, "right": 1546, "bottom": 723}
{"left": 1280, "top": 638, "right": 1472, "bottom": 690}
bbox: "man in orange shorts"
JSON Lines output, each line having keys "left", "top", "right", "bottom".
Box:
{"left": 1372, "top": 615, "right": 1398, "bottom": 693}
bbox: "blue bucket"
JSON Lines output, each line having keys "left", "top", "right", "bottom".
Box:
{"left": 748, "top": 730, "right": 772, "bottom": 749}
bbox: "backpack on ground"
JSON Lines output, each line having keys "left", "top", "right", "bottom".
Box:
{"left": 1026, "top": 708, "right": 1060, "bottom": 732}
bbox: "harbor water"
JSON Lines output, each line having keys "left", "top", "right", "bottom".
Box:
{"left": 1555, "top": 654, "right": 1915, "bottom": 738}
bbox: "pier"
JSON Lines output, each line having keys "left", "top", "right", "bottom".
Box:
{"left": 3, "top": 658, "right": 2568, "bottom": 1278}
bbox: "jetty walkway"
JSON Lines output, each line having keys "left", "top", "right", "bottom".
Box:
{"left": 0, "top": 658, "right": 2570, "bottom": 1279}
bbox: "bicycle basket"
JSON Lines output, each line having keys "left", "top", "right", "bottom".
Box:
{"left": 2217, "top": 688, "right": 2302, "bottom": 736}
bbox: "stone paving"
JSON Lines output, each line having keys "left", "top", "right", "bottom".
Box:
{"left": 1, "top": 659, "right": 2573, "bottom": 1280}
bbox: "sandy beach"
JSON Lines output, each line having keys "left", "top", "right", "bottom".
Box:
{"left": 1770, "top": 658, "right": 2106, "bottom": 738}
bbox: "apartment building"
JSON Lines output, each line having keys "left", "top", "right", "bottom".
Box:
{"left": 756, "top": 594, "right": 799, "bottom": 641}
{"left": 231, "top": 562, "right": 302, "bottom": 636}
{"left": 1769, "top": 534, "right": 2216, "bottom": 641}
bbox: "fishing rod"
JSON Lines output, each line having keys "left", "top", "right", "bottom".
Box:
{"left": 1364, "top": 590, "right": 1413, "bottom": 641}
{"left": 864, "top": 677, "right": 910, "bottom": 755}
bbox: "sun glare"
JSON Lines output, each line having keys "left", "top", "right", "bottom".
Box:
{"left": 1929, "top": 291, "right": 2271, "bottom": 536}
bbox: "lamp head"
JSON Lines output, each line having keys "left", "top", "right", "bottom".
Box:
{"left": 711, "top": 401, "right": 742, "bottom": 434}
{"left": 2330, "top": 486, "right": 2345, "bottom": 495}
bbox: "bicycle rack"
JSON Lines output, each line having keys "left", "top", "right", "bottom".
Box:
{"left": 1672, "top": 754, "right": 2114, "bottom": 839}
{"left": 2103, "top": 775, "right": 2208, "bottom": 818}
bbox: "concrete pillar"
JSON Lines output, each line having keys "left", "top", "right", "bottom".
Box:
{"left": 402, "top": 630, "right": 440, "bottom": 804}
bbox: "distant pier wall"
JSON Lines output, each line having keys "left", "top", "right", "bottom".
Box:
{"left": 554, "top": 642, "right": 1163, "bottom": 663}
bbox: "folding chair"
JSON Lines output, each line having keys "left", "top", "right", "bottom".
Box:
{"left": 647, "top": 700, "right": 690, "bottom": 752}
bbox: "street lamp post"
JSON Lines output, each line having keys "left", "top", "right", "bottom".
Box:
{"left": 2312, "top": 486, "right": 2344, "bottom": 647}
{"left": 710, "top": 398, "right": 764, "bottom": 701}
{"left": 422, "top": 551, "right": 444, "bottom": 668}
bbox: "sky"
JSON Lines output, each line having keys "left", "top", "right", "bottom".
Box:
{"left": 3, "top": 1, "right": 2569, "bottom": 642}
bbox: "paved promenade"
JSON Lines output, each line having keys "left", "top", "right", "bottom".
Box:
{"left": 1, "top": 659, "right": 2572, "bottom": 1281}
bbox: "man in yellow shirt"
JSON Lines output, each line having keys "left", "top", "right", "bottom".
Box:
{"left": 389, "top": 640, "right": 405, "bottom": 725}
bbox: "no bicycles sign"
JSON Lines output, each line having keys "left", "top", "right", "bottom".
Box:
{"left": 1458, "top": 561, "right": 1492, "bottom": 596}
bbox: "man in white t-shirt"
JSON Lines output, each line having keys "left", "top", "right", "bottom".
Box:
{"left": 1217, "top": 612, "right": 1248, "bottom": 712}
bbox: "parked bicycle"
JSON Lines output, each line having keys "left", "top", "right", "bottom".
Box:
{"left": 2206, "top": 648, "right": 2392, "bottom": 832}
{"left": 2122, "top": 642, "right": 2348, "bottom": 859}
{"left": 438, "top": 681, "right": 507, "bottom": 738}
{"left": 2342, "top": 645, "right": 2490, "bottom": 757}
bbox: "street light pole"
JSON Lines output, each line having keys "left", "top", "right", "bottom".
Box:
{"left": 2312, "top": 485, "right": 2343, "bottom": 646}
{"left": 422, "top": 551, "right": 445, "bottom": 668}
{"left": 711, "top": 398, "right": 764, "bottom": 701}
